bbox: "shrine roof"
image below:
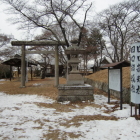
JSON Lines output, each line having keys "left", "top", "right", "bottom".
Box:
{"left": 2, "top": 55, "right": 37, "bottom": 67}
{"left": 100, "top": 60, "right": 130, "bottom": 68}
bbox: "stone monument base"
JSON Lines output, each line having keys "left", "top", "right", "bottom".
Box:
{"left": 57, "top": 84, "right": 94, "bottom": 102}
{"left": 67, "top": 74, "right": 84, "bottom": 85}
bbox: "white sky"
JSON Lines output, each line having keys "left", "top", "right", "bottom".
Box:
{"left": 0, "top": 0, "right": 127, "bottom": 40}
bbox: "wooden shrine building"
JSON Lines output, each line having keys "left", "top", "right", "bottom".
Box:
{"left": 2, "top": 54, "right": 37, "bottom": 80}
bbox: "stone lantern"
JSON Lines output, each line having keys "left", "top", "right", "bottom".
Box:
{"left": 57, "top": 44, "right": 94, "bottom": 102}
{"left": 65, "top": 44, "right": 85, "bottom": 85}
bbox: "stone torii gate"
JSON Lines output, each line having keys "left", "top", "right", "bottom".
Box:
{"left": 11, "top": 41, "right": 66, "bottom": 87}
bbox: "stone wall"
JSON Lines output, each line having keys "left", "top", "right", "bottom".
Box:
{"left": 84, "top": 78, "right": 130, "bottom": 104}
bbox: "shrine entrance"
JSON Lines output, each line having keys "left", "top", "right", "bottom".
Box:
{"left": 11, "top": 41, "right": 66, "bottom": 87}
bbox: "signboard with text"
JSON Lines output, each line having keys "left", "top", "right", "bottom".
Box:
{"left": 109, "top": 69, "right": 120, "bottom": 92}
{"left": 131, "top": 42, "right": 140, "bottom": 104}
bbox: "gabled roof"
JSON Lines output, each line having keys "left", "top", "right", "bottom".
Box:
{"left": 90, "top": 57, "right": 111, "bottom": 68}
{"left": 101, "top": 58, "right": 110, "bottom": 64}
{"left": 2, "top": 54, "right": 37, "bottom": 67}
{"left": 100, "top": 60, "right": 130, "bottom": 68}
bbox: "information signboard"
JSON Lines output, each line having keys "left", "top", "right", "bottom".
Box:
{"left": 131, "top": 42, "right": 140, "bottom": 104}
{"left": 109, "top": 69, "right": 120, "bottom": 91}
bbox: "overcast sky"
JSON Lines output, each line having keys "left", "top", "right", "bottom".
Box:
{"left": 0, "top": 0, "right": 128, "bottom": 40}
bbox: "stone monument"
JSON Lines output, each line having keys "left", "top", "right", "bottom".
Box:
{"left": 57, "top": 44, "right": 94, "bottom": 102}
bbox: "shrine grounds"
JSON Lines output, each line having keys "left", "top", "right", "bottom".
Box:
{"left": 0, "top": 68, "right": 140, "bottom": 140}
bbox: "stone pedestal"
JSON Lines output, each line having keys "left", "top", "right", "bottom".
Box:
{"left": 57, "top": 84, "right": 94, "bottom": 102}
{"left": 67, "top": 74, "right": 84, "bottom": 85}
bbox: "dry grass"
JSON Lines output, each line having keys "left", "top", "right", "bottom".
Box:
{"left": 43, "top": 129, "right": 82, "bottom": 140}
{"left": 86, "top": 69, "right": 108, "bottom": 83}
{"left": 94, "top": 88, "right": 118, "bottom": 100}
{"left": 61, "top": 115, "right": 118, "bottom": 126}
{"left": 0, "top": 67, "right": 130, "bottom": 99}
{"left": 86, "top": 67, "right": 130, "bottom": 88}
{"left": 0, "top": 77, "right": 66, "bottom": 100}
{"left": 35, "top": 102, "right": 75, "bottom": 112}
{"left": 35, "top": 101, "right": 102, "bottom": 113}
{"left": 122, "top": 67, "right": 131, "bottom": 88}
{"left": 32, "top": 118, "right": 82, "bottom": 139}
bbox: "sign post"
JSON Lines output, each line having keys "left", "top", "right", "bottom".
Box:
{"left": 130, "top": 42, "right": 140, "bottom": 118}
{"left": 101, "top": 61, "right": 130, "bottom": 110}
{"left": 109, "top": 68, "right": 122, "bottom": 110}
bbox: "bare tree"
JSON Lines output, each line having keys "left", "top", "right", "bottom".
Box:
{"left": 95, "top": 0, "right": 140, "bottom": 62}
{"left": 0, "top": 33, "right": 16, "bottom": 61}
{"left": 2, "top": 0, "right": 92, "bottom": 50}
{"left": 85, "top": 28, "right": 105, "bottom": 62}
{"left": 33, "top": 23, "right": 79, "bottom": 65}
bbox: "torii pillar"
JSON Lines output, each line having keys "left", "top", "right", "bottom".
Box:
{"left": 55, "top": 45, "right": 59, "bottom": 87}
{"left": 21, "top": 45, "right": 26, "bottom": 87}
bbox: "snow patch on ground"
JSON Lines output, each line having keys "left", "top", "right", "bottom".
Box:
{"left": 0, "top": 92, "right": 140, "bottom": 140}
{"left": 32, "top": 83, "right": 42, "bottom": 86}
{"left": 0, "top": 79, "right": 6, "bottom": 81}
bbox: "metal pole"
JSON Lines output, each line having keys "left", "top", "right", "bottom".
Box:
{"left": 55, "top": 45, "right": 59, "bottom": 86}
{"left": 21, "top": 45, "right": 26, "bottom": 87}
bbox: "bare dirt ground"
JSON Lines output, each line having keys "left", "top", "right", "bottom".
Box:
{"left": 0, "top": 77, "right": 66, "bottom": 100}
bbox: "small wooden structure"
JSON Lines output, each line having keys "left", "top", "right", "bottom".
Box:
{"left": 2, "top": 54, "right": 37, "bottom": 81}
{"left": 91, "top": 57, "right": 110, "bottom": 73}
{"left": 101, "top": 60, "right": 130, "bottom": 110}
{"left": 39, "top": 63, "right": 64, "bottom": 77}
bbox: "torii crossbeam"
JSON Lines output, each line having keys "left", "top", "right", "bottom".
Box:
{"left": 11, "top": 41, "right": 66, "bottom": 87}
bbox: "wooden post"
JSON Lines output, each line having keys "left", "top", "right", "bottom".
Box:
{"left": 18, "top": 67, "right": 20, "bottom": 77}
{"left": 139, "top": 104, "right": 140, "bottom": 115}
{"left": 85, "top": 54, "right": 88, "bottom": 76}
{"left": 10, "top": 65, "right": 12, "bottom": 81}
{"left": 67, "top": 60, "right": 68, "bottom": 80}
{"left": 131, "top": 102, "right": 132, "bottom": 117}
{"left": 31, "top": 66, "right": 33, "bottom": 81}
{"left": 108, "top": 67, "right": 110, "bottom": 103}
{"left": 135, "top": 104, "right": 137, "bottom": 118}
{"left": 26, "top": 57, "right": 28, "bottom": 82}
{"left": 55, "top": 45, "right": 59, "bottom": 86}
{"left": 21, "top": 45, "right": 26, "bottom": 87}
{"left": 84, "top": 54, "right": 86, "bottom": 79}
{"left": 120, "top": 67, "right": 123, "bottom": 110}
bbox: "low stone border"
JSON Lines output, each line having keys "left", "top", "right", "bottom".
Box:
{"left": 84, "top": 78, "right": 130, "bottom": 104}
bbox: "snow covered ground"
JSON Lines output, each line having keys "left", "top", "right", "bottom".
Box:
{"left": 0, "top": 91, "right": 140, "bottom": 140}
